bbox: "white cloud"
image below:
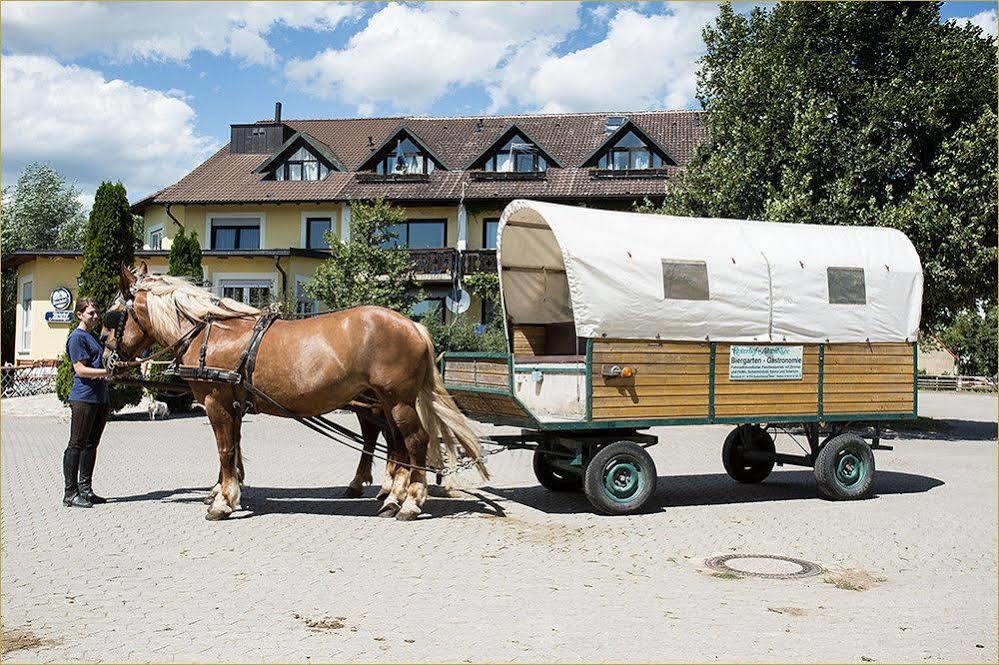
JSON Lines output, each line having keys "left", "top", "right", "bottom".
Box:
{"left": 956, "top": 9, "right": 997, "bottom": 37}
{"left": 285, "top": 2, "right": 580, "bottom": 113}
{"left": 2, "top": 2, "right": 362, "bottom": 66}
{"left": 499, "top": 4, "right": 718, "bottom": 113}
{"left": 1, "top": 55, "right": 219, "bottom": 204}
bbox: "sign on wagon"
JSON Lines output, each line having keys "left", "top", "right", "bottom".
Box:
{"left": 729, "top": 345, "right": 803, "bottom": 381}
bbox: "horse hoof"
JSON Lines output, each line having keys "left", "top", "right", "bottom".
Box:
{"left": 378, "top": 501, "right": 400, "bottom": 518}
{"left": 395, "top": 509, "right": 420, "bottom": 522}
{"left": 342, "top": 486, "right": 363, "bottom": 499}
{"left": 205, "top": 510, "right": 228, "bottom": 521}
{"left": 375, "top": 489, "right": 390, "bottom": 501}
{"left": 202, "top": 495, "right": 215, "bottom": 505}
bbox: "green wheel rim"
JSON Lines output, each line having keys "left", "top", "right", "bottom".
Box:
{"left": 602, "top": 456, "right": 645, "bottom": 503}
{"left": 835, "top": 451, "right": 866, "bottom": 487}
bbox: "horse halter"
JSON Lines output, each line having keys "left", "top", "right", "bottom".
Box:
{"left": 103, "top": 294, "right": 151, "bottom": 373}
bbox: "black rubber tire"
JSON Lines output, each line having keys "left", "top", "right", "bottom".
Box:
{"left": 532, "top": 443, "right": 582, "bottom": 492}
{"left": 814, "top": 432, "right": 875, "bottom": 500}
{"left": 583, "top": 441, "right": 657, "bottom": 515}
{"left": 722, "top": 425, "right": 776, "bottom": 483}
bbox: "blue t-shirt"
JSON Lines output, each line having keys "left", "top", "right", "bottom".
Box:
{"left": 67, "top": 328, "right": 110, "bottom": 404}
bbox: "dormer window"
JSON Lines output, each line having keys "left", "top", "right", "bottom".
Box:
{"left": 483, "top": 134, "right": 547, "bottom": 173}
{"left": 375, "top": 138, "right": 435, "bottom": 175}
{"left": 596, "top": 130, "right": 666, "bottom": 170}
{"left": 274, "top": 146, "right": 330, "bottom": 181}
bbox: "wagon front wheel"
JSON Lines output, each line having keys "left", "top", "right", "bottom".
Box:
{"left": 532, "top": 442, "right": 582, "bottom": 492}
{"left": 722, "top": 425, "right": 775, "bottom": 483}
{"left": 814, "top": 433, "right": 875, "bottom": 500}
{"left": 583, "top": 441, "right": 657, "bottom": 515}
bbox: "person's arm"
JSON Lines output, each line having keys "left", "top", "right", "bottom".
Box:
{"left": 73, "top": 361, "right": 108, "bottom": 379}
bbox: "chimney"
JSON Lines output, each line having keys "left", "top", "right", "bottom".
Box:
{"left": 274, "top": 101, "right": 282, "bottom": 123}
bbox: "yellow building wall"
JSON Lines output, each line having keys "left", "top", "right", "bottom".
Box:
{"left": 15, "top": 258, "right": 83, "bottom": 361}
{"left": 465, "top": 206, "right": 505, "bottom": 250}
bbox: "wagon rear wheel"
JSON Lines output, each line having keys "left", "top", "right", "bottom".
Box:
{"left": 583, "top": 441, "right": 657, "bottom": 515}
{"left": 532, "top": 442, "right": 582, "bottom": 492}
{"left": 722, "top": 425, "right": 776, "bottom": 483}
{"left": 814, "top": 433, "right": 875, "bottom": 500}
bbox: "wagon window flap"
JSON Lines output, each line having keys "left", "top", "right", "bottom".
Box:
{"left": 827, "top": 267, "right": 866, "bottom": 305}
{"left": 662, "top": 259, "right": 709, "bottom": 301}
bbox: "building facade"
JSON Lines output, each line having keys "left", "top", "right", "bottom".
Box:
{"left": 10, "top": 105, "right": 707, "bottom": 361}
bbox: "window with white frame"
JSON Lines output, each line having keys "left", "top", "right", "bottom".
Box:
{"left": 596, "top": 130, "right": 667, "bottom": 170}
{"left": 375, "top": 137, "right": 435, "bottom": 175}
{"left": 210, "top": 216, "right": 261, "bottom": 250}
{"left": 482, "top": 134, "right": 547, "bottom": 173}
{"left": 19, "top": 279, "right": 32, "bottom": 352}
{"left": 148, "top": 225, "right": 164, "bottom": 250}
{"left": 274, "top": 146, "right": 331, "bottom": 181}
{"left": 295, "top": 277, "right": 318, "bottom": 317}
{"left": 220, "top": 279, "right": 271, "bottom": 308}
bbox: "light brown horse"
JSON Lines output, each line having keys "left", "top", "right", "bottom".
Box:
{"left": 106, "top": 264, "right": 487, "bottom": 521}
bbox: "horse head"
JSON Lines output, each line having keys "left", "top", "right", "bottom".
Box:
{"left": 102, "top": 262, "right": 157, "bottom": 363}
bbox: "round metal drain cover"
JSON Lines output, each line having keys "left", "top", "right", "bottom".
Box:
{"left": 704, "top": 554, "right": 822, "bottom": 580}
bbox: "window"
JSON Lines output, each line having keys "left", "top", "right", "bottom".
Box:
{"left": 20, "top": 280, "right": 32, "bottom": 351}
{"left": 482, "top": 134, "right": 547, "bottom": 173}
{"left": 827, "top": 267, "right": 866, "bottom": 304}
{"left": 221, "top": 280, "right": 271, "bottom": 308}
{"left": 596, "top": 130, "right": 665, "bottom": 170}
{"left": 483, "top": 218, "right": 499, "bottom": 249}
{"left": 211, "top": 217, "right": 261, "bottom": 250}
{"left": 306, "top": 217, "right": 332, "bottom": 249}
{"left": 381, "top": 219, "right": 446, "bottom": 249}
{"left": 274, "top": 146, "right": 330, "bottom": 181}
{"left": 662, "top": 260, "right": 709, "bottom": 300}
{"left": 148, "top": 226, "right": 164, "bottom": 250}
{"left": 375, "top": 138, "right": 435, "bottom": 175}
{"left": 295, "top": 278, "right": 318, "bottom": 317}
{"left": 413, "top": 298, "right": 445, "bottom": 322}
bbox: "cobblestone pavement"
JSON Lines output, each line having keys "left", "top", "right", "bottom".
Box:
{"left": 2, "top": 391, "right": 995, "bottom": 663}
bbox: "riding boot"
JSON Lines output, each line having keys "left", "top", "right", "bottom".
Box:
{"left": 77, "top": 447, "right": 106, "bottom": 504}
{"left": 62, "top": 449, "right": 91, "bottom": 508}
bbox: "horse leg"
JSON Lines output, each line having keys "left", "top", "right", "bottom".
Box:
{"left": 204, "top": 469, "right": 222, "bottom": 505}
{"left": 374, "top": 421, "right": 399, "bottom": 502}
{"left": 343, "top": 413, "right": 379, "bottom": 498}
{"left": 392, "top": 402, "right": 430, "bottom": 522}
{"left": 204, "top": 394, "right": 242, "bottom": 521}
{"left": 377, "top": 411, "right": 410, "bottom": 518}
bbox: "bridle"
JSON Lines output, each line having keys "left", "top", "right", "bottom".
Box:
{"left": 103, "top": 291, "right": 205, "bottom": 376}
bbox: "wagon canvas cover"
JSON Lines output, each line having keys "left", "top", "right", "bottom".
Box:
{"left": 497, "top": 200, "right": 922, "bottom": 344}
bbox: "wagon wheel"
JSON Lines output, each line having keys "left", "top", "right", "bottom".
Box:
{"left": 722, "top": 424, "right": 776, "bottom": 483}
{"left": 532, "top": 442, "right": 582, "bottom": 492}
{"left": 814, "top": 433, "right": 875, "bottom": 500}
{"left": 583, "top": 441, "right": 657, "bottom": 515}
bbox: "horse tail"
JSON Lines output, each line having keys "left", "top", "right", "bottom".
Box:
{"left": 412, "top": 322, "right": 490, "bottom": 482}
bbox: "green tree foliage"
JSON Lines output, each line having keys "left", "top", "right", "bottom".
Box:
{"left": 939, "top": 305, "right": 998, "bottom": 377}
{"left": 306, "top": 199, "right": 419, "bottom": 314}
{"left": 167, "top": 227, "right": 204, "bottom": 283}
{"left": 1, "top": 164, "right": 87, "bottom": 362}
{"left": 661, "top": 2, "right": 996, "bottom": 330}
{"left": 68, "top": 181, "right": 141, "bottom": 410}
{"left": 421, "top": 273, "right": 507, "bottom": 354}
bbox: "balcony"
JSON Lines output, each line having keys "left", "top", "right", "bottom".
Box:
{"left": 407, "top": 247, "right": 457, "bottom": 280}
{"left": 462, "top": 249, "right": 497, "bottom": 274}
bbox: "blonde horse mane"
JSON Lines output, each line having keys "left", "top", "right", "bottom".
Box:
{"left": 134, "top": 273, "right": 260, "bottom": 339}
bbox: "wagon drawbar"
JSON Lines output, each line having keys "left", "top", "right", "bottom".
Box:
{"left": 443, "top": 200, "right": 923, "bottom": 515}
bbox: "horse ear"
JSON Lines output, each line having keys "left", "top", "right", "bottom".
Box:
{"left": 119, "top": 263, "right": 136, "bottom": 296}
{"left": 138, "top": 261, "right": 148, "bottom": 277}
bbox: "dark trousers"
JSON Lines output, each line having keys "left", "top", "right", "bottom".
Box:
{"left": 63, "top": 401, "right": 110, "bottom": 497}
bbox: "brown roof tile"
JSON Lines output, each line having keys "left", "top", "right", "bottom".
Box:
{"left": 139, "top": 110, "right": 707, "bottom": 208}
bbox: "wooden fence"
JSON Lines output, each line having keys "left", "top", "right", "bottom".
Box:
{"left": 917, "top": 374, "right": 996, "bottom": 392}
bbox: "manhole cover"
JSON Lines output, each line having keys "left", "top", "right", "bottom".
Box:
{"left": 704, "top": 554, "right": 823, "bottom": 580}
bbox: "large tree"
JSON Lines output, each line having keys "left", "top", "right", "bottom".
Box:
{"left": 664, "top": 2, "right": 996, "bottom": 330}
{"left": 1, "top": 164, "right": 87, "bottom": 362}
{"left": 306, "top": 198, "right": 419, "bottom": 315}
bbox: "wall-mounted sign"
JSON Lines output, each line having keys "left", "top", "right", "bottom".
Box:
{"left": 45, "top": 311, "right": 73, "bottom": 323}
{"left": 729, "top": 345, "right": 803, "bottom": 381}
{"left": 50, "top": 287, "right": 72, "bottom": 311}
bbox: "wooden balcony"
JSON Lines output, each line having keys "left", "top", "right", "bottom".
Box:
{"left": 408, "top": 247, "right": 458, "bottom": 280}
{"left": 462, "top": 249, "right": 498, "bottom": 274}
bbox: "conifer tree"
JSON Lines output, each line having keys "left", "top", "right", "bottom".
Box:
{"left": 167, "top": 227, "right": 204, "bottom": 284}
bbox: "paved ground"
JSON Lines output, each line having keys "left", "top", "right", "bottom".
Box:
{"left": 1, "top": 391, "right": 996, "bottom": 663}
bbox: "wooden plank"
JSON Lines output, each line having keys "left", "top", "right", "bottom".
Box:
{"left": 593, "top": 340, "right": 711, "bottom": 354}
{"left": 714, "top": 384, "right": 819, "bottom": 396}
{"left": 593, "top": 352, "right": 712, "bottom": 365}
{"left": 592, "top": 404, "right": 709, "bottom": 419}
{"left": 823, "top": 365, "right": 914, "bottom": 376}
{"left": 596, "top": 374, "right": 711, "bottom": 387}
{"left": 822, "top": 382, "right": 912, "bottom": 393}
{"left": 714, "top": 395, "right": 818, "bottom": 407}
{"left": 714, "top": 404, "right": 818, "bottom": 416}
{"left": 825, "top": 343, "right": 914, "bottom": 352}
{"left": 823, "top": 401, "right": 913, "bottom": 414}
{"left": 591, "top": 362, "right": 711, "bottom": 376}
{"left": 592, "top": 384, "right": 710, "bottom": 397}
{"left": 823, "top": 374, "right": 916, "bottom": 385}
{"left": 592, "top": 394, "right": 710, "bottom": 408}
{"left": 594, "top": 366, "right": 712, "bottom": 379}
{"left": 824, "top": 392, "right": 915, "bottom": 404}
{"left": 823, "top": 355, "right": 914, "bottom": 366}
{"left": 512, "top": 326, "right": 545, "bottom": 356}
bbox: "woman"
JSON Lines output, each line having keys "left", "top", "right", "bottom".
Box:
{"left": 63, "top": 297, "right": 111, "bottom": 508}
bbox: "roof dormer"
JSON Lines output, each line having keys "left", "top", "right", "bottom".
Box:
{"left": 254, "top": 132, "right": 343, "bottom": 181}
{"left": 466, "top": 125, "right": 561, "bottom": 180}
{"left": 356, "top": 127, "right": 445, "bottom": 180}
{"left": 582, "top": 119, "right": 677, "bottom": 177}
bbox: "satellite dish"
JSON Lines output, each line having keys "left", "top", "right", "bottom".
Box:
{"left": 446, "top": 288, "right": 471, "bottom": 315}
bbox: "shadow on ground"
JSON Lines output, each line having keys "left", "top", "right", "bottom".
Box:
{"left": 109, "top": 484, "right": 503, "bottom": 519}
{"left": 484, "top": 469, "right": 945, "bottom": 515}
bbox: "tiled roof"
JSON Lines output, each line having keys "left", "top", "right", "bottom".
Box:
{"left": 136, "top": 110, "right": 707, "bottom": 209}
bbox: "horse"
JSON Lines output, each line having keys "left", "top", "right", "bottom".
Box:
{"left": 105, "top": 263, "right": 488, "bottom": 521}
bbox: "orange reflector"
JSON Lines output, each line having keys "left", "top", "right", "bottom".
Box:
{"left": 621, "top": 366, "right": 635, "bottom": 378}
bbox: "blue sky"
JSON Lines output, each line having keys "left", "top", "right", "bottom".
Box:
{"left": 2, "top": 1, "right": 995, "bottom": 207}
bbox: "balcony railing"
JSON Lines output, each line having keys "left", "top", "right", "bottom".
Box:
{"left": 407, "top": 247, "right": 458, "bottom": 276}
{"left": 462, "top": 249, "right": 497, "bottom": 274}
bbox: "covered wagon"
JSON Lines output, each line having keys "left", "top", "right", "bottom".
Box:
{"left": 443, "top": 200, "right": 922, "bottom": 514}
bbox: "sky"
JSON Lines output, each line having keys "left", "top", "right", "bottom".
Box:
{"left": 1, "top": 1, "right": 996, "bottom": 209}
